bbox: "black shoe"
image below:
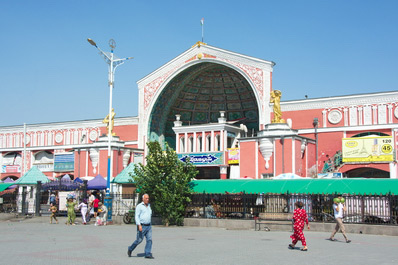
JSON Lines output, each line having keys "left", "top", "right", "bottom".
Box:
{"left": 346, "top": 240, "right": 351, "bottom": 243}
{"left": 127, "top": 249, "right": 132, "bottom": 257}
{"left": 145, "top": 255, "right": 154, "bottom": 259}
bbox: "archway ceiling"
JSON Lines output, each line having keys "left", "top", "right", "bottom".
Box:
{"left": 150, "top": 62, "right": 259, "bottom": 147}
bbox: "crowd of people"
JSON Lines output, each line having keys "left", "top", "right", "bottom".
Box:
{"left": 48, "top": 190, "right": 108, "bottom": 226}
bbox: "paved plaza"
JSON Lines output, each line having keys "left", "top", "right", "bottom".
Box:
{"left": 0, "top": 217, "right": 397, "bottom": 265}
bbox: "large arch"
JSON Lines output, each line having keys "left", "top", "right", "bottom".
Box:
{"left": 147, "top": 62, "right": 260, "bottom": 149}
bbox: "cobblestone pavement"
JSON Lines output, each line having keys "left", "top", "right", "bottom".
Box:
{"left": 1, "top": 217, "right": 397, "bottom": 265}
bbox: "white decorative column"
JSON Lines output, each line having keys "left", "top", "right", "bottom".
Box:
{"left": 193, "top": 132, "right": 197, "bottom": 152}
{"left": 343, "top": 108, "right": 348, "bottom": 126}
{"left": 211, "top": 131, "right": 215, "bottom": 151}
{"left": 202, "top": 131, "right": 205, "bottom": 152}
{"left": 89, "top": 148, "right": 99, "bottom": 174}
{"left": 372, "top": 105, "right": 378, "bottom": 124}
{"left": 322, "top": 110, "right": 327, "bottom": 128}
{"left": 388, "top": 104, "right": 393, "bottom": 124}
{"left": 123, "top": 150, "right": 131, "bottom": 168}
{"left": 184, "top": 132, "right": 188, "bottom": 153}
{"left": 258, "top": 138, "right": 273, "bottom": 169}
{"left": 358, "top": 107, "right": 363, "bottom": 125}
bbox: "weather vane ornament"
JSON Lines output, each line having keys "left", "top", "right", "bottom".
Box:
{"left": 270, "top": 90, "right": 285, "bottom": 123}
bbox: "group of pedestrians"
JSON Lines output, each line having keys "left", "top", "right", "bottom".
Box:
{"left": 289, "top": 194, "right": 351, "bottom": 251}
{"left": 48, "top": 191, "right": 107, "bottom": 226}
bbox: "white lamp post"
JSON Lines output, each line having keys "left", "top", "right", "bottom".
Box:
{"left": 87, "top": 38, "right": 133, "bottom": 222}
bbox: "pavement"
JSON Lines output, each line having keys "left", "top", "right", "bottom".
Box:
{"left": 0, "top": 216, "right": 397, "bottom": 265}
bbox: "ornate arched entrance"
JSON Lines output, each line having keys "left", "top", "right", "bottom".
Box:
{"left": 148, "top": 62, "right": 260, "bottom": 149}
{"left": 138, "top": 43, "right": 275, "bottom": 150}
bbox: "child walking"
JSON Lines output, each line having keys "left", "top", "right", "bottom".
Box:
{"left": 49, "top": 203, "right": 58, "bottom": 224}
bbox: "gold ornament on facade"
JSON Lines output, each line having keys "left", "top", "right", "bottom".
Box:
{"left": 197, "top": 53, "right": 203, "bottom": 59}
{"left": 270, "top": 90, "right": 285, "bottom": 123}
{"left": 192, "top": 41, "right": 207, "bottom": 48}
{"left": 103, "top": 108, "right": 116, "bottom": 136}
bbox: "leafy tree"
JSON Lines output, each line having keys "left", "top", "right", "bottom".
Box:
{"left": 133, "top": 141, "right": 198, "bottom": 226}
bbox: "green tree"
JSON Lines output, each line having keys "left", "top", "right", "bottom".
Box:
{"left": 133, "top": 141, "right": 198, "bottom": 226}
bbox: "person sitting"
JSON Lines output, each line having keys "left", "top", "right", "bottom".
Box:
{"left": 96, "top": 202, "right": 108, "bottom": 226}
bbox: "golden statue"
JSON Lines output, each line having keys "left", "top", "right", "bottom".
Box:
{"left": 103, "top": 108, "right": 116, "bottom": 136}
{"left": 270, "top": 90, "right": 285, "bottom": 123}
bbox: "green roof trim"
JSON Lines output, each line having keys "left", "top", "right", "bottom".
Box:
{"left": 112, "top": 163, "right": 136, "bottom": 184}
{"left": 190, "top": 179, "right": 398, "bottom": 195}
{"left": 15, "top": 166, "right": 50, "bottom": 185}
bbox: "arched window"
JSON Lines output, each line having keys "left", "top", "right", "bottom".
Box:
{"left": 180, "top": 136, "right": 185, "bottom": 152}
{"left": 189, "top": 137, "right": 194, "bottom": 153}
{"left": 198, "top": 136, "right": 203, "bottom": 152}
{"left": 215, "top": 134, "right": 221, "bottom": 151}
{"left": 206, "top": 135, "right": 211, "bottom": 152}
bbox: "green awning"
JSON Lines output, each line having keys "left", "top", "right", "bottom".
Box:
{"left": 15, "top": 166, "right": 50, "bottom": 185}
{"left": 112, "top": 163, "right": 136, "bottom": 184}
{"left": 0, "top": 183, "right": 14, "bottom": 192}
{"left": 190, "top": 179, "right": 398, "bottom": 195}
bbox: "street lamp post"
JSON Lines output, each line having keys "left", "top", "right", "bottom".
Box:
{"left": 313, "top": 118, "right": 319, "bottom": 177}
{"left": 87, "top": 38, "right": 133, "bottom": 223}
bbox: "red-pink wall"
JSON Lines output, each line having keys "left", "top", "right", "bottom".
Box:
{"left": 240, "top": 141, "right": 257, "bottom": 178}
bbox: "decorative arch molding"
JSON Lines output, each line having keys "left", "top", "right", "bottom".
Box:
{"left": 138, "top": 44, "right": 274, "bottom": 149}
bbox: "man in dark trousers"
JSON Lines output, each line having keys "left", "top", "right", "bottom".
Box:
{"left": 127, "top": 194, "right": 154, "bottom": 259}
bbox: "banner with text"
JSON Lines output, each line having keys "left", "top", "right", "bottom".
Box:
{"left": 342, "top": 136, "right": 394, "bottom": 162}
{"left": 54, "top": 153, "right": 75, "bottom": 172}
{"left": 227, "top": 148, "right": 240, "bottom": 164}
{"left": 178, "top": 152, "right": 224, "bottom": 166}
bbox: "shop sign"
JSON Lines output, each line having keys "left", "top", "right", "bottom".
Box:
{"left": 178, "top": 152, "right": 224, "bottom": 165}
{"left": 342, "top": 136, "right": 394, "bottom": 162}
{"left": 35, "top": 163, "right": 54, "bottom": 172}
{"left": 54, "top": 153, "right": 74, "bottom": 172}
{"left": 1, "top": 165, "right": 20, "bottom": 173}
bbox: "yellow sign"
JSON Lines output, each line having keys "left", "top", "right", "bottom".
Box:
{"left": 342, "top": 136, "right": 394, "bottom": 162}
{"left": 227, "top": 148, "right": 240, "bottom": 164}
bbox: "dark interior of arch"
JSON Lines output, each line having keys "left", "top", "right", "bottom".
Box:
{"left": 149, "top": 62, "right": 259, "bottom": 149}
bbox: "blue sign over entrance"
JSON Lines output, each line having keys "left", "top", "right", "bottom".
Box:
{"left": 178, "top": 152, "right": 224, "bottom": 165}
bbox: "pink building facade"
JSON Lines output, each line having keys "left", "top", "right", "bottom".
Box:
{"left": 1, "top": 43, "right": 397, "bottom": 182}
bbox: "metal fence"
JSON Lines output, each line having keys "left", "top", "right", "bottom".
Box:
{"left": 185, "top": 192, "right": 398, "bottom": 225}
{"left": 3, "top": 190, "right": 398, "bottom": 225}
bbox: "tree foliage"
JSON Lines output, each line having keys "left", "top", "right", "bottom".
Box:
{"left": 133, "top": 141, "right": 198, "bottom": 226}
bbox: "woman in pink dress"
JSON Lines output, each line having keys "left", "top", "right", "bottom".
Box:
{"left": 289, "top": 201, "right": 310, "bottom": 251}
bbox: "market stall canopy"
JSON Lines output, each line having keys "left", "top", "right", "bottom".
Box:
{"left": 61, "top": 174, "right": 71, "bottom": 181}
{"left": 3, "top": 177, "right": 17, "bottom": 190}
{"left": 73, "top": 177, "right": 84, "bottom": 183}
{"left": 273, "top": 173, "right": 309, "bottom": 179}
{"left": 15, "top": 166, "right": 50, "bottom": 185}
{"left": 112, "top": 163, "right": 136, "bottom": 184}
{"left": 190, "top": 179, "right": 398, "bottom": 195}
{"left": 80, "top": 176, "right": 94, "bottom": 181}
{"left": 0, "top": 183, "right": 14, "bottom": 192}
{"left": 87, "top": 174, "right": 107, "bottom": 190}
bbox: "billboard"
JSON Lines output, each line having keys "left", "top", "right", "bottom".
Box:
{"left": 342, "top": 136, "right": 394, "bottom": 162}
{"left": 178, "top": 152, "right": 224, "bottom": 166}
{"left": 54, "top": 153, "right": 75, "bottom": 172}
{"left": 227, "top": 148, "right": 240, "bottom": 164}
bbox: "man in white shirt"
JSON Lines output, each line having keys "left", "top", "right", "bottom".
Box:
{"left": 127, "top": 194, "right": 154, "bottom": 259}
{"left": 329, "top": 195, "right": 351, "bottom": 243}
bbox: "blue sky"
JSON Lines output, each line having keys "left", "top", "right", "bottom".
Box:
{"left": 1, "top": 0, "right": 397, "bottom": 126}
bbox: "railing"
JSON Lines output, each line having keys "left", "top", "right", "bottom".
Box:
{"left": 185, "top": 192, "right": 398, "bottom": 225}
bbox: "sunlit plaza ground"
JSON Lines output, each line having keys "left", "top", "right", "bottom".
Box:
{"left": 0, "top": 217, "right": 397, "bottom": 265}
